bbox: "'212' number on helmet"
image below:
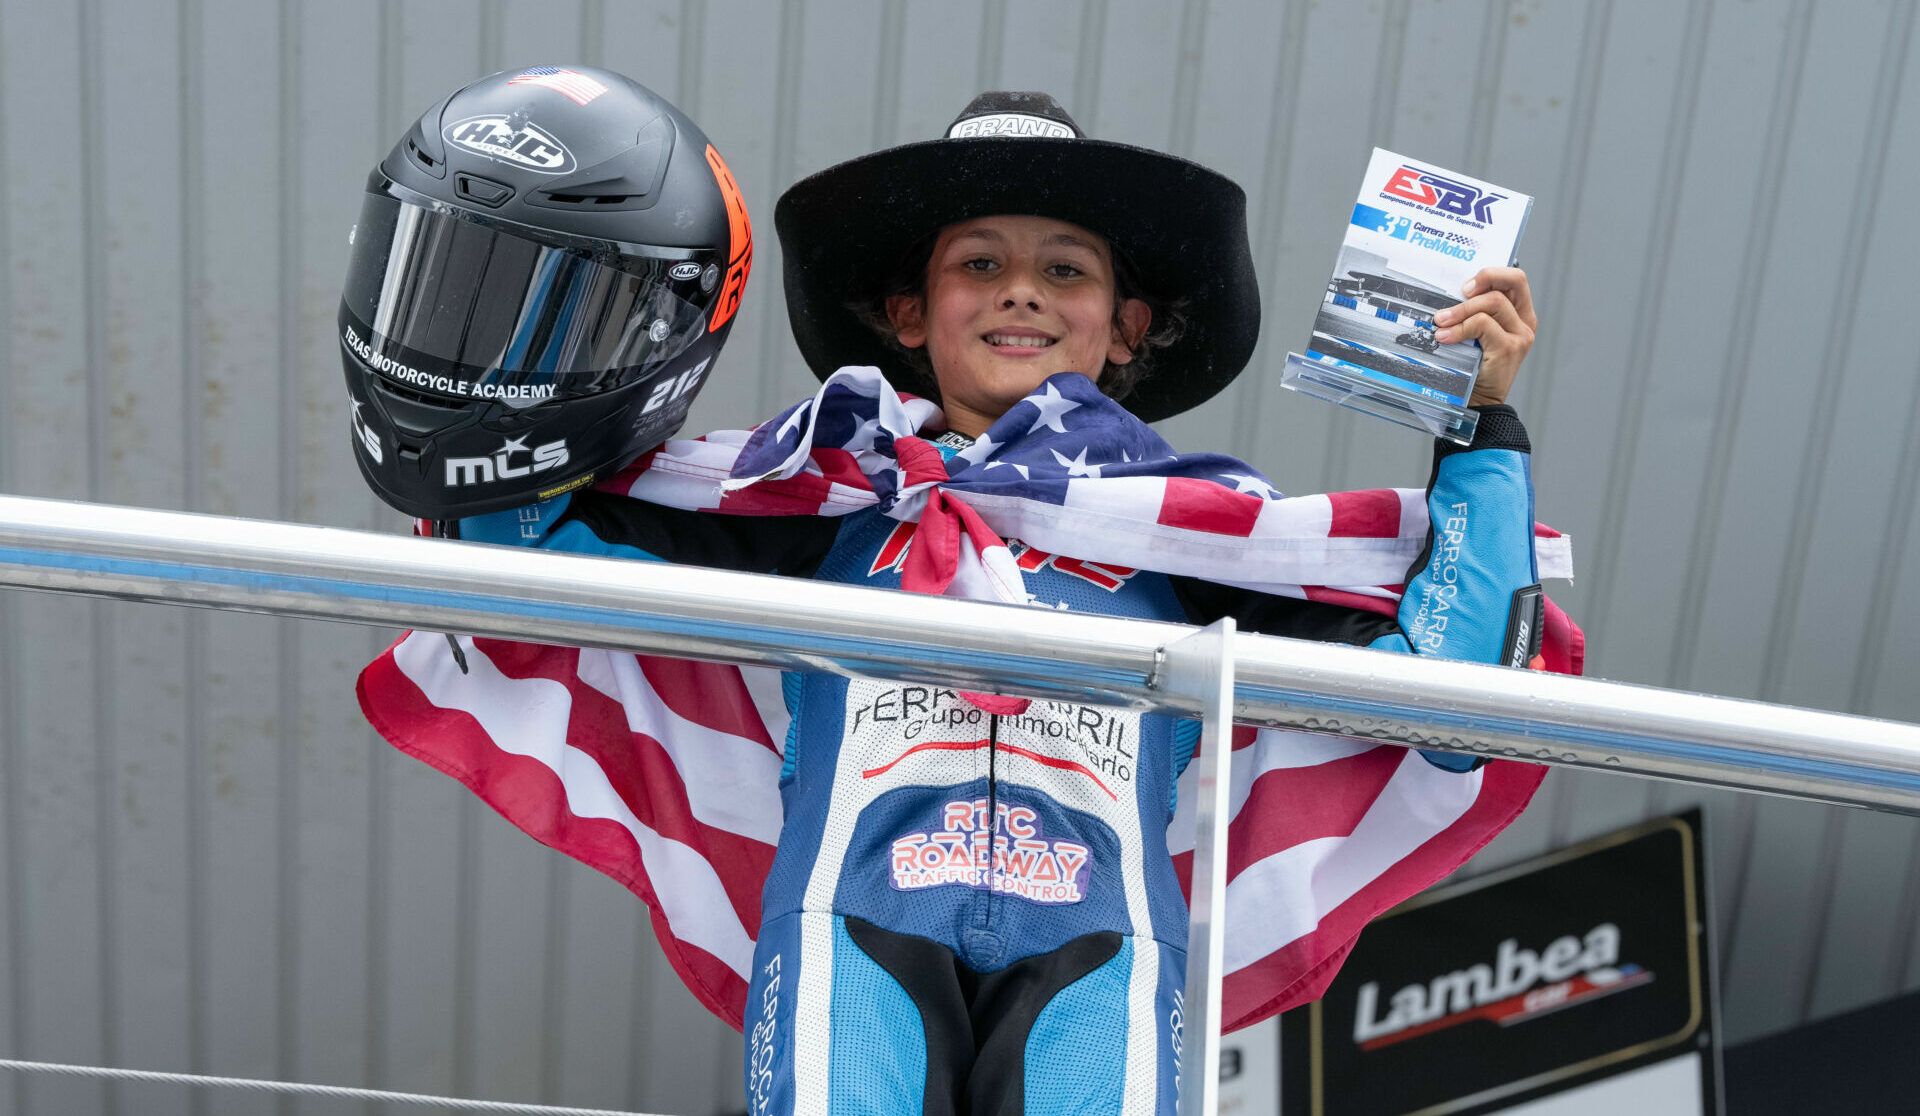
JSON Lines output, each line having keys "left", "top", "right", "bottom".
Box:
{"left": 642, "top": 357, "right": 712, "bottom": 416}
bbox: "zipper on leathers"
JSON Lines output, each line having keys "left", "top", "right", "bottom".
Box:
{"left": 984, "top": 712, "right": 999, "bottom": 927}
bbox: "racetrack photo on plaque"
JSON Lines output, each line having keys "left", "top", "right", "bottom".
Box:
{"left": 1283, "top": 149, "right": 1532, "bottom": 443}
{"left": 1307, "top": 243, "right": 1481, "bottom": 403}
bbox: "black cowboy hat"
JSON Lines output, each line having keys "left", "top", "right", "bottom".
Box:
{"left": 774, "top": 91, "right": 1259, "bottom": 423}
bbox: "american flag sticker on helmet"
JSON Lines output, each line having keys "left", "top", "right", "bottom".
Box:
{"left": 507, "top": 67, "right": 609, "bottom": 106}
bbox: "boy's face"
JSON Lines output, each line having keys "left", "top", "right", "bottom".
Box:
{"left": 886, "top": 215, "right": 1150, "bottom": 437}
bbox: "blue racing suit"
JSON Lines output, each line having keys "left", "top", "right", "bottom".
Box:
{"left": 455, "top": 405, "right": 1541, "bottom": 1116}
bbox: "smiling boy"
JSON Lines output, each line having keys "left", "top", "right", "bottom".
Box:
{"left": 883, "top": 215, "right": 1154, "bottom": 435}
{"left": 375, "top": 91, "right": 1551, "bottom": 1116}
{"left": 732, "top": 92, "right": 1547, "bottom": 1115}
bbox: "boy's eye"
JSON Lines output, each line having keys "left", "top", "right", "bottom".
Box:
{"left": 961, "top": 256, "right": 997, "bottom": 272}
{"left": 1046, "top": 263, "right": 1085, "bottom": 279}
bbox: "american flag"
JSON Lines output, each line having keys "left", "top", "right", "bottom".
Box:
{"left": 358, "top": 366, "right": 1577, "bottom": 1031}
{"left": 507, "top": 66, "right": 609, "bottom": 106}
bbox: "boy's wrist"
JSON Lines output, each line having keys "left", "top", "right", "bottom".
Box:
{"left": 1437, "top": 404, "right": 1529, "bottom": 459}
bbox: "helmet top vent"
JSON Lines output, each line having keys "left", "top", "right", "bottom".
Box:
{"left": 404, "top": 136, "right": 443, "bottom": 176}
{"left": 541, "top": 191, "right": 639, "bottom": 206}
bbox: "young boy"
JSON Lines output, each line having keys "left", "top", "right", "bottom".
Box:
{"left": 365, "top": 92, "right": 1550, "bottom": 1116}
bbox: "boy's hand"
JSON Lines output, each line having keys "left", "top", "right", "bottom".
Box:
{"left": 1431, "top": 267, "right": 1537, "bottom": 408}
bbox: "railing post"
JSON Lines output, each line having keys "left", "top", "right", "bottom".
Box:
{"left": 1161, "top": 618, "right": 1236, "bottom": 1116}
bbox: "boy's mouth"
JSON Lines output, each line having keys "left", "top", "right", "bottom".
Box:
{"left": 983, "top": 332, "right": 1056, "bottom": 348}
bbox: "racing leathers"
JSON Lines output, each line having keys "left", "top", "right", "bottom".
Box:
{"left": 453, "top": 404, "right": 1540, "bottom": 1116}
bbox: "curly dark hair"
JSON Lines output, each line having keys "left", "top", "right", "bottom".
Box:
{"left": 847, "top": 229, "right": 1188, "bottom": 408}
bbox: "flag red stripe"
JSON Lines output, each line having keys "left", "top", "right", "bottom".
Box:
{"left": 636, "top": 656, "right": 780, "bottom": 750}
{"left": 893, "top": 436, "right": 952, "bottom": 488}
{"left": 1157, "top": 476, "right": 1263, "bottom": 536}
{"left": 1543, "top": 597, "right": 1585, "bottom": 675}
{"left": 1325, "top": 489, "right": 1405, "bottom": 538}
{"left": 1210, "top": 748, "right": 1403, "bottom": 886}
{"left": 714, "top": 469, "right": 839, "bottom": 514}
{"left": 809, "top": 446, "right": 869, "bottom": 491}
{"left": 1300, "top": 584, "right": 1399, "bottom": 616}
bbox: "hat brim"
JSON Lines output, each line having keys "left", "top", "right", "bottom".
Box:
{"left": 774, "top": 136, "right": 1259, "bottom": 423}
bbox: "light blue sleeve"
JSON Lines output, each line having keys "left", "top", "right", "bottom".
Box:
{"left": 1366, "top": 437, "right": 1538, "bottom": 773}
{"left": 456, "top": 493, "right": 665, "bottom": 562}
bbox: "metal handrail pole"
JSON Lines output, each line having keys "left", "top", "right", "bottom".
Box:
{"left": 0, "top": 494, "right": 1182, "bottom": 712}
{"left": 1162, "top": 620, "right": 1236, "bottom": 1116}
{"left": 1230, "top": 636, "right": 1920, "bottom": 813}
{"left": 7, "top": 495, "right": 1920, "bottom": 813}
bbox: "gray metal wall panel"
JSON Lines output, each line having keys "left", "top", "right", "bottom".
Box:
{"left": 5, "top": 0, "right": 115, "bottom": 1110}
{"left": 1595, "top": 0, "right": 1793, "bottom": 698}
{"left": 4, "top": 2, "right": 1920, "bottom": 1112}
{"left": 1780, "top": 3, "right": 1918, "bottom": 713}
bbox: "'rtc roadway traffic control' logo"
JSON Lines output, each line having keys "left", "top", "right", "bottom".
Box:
{"left": 891, "top": 799, "right": 1091, "bottom": 904}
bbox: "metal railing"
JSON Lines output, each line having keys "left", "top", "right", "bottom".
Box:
{"left": 7, "top": 495, "right": 1919, "bottom": 813}
{"left": 7, "top": 493, "right": 1920, "bottom": 1115}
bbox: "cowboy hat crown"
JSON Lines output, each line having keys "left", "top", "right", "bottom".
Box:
{"left": 774, "top": 91, "right": 1260, "bottom": 423}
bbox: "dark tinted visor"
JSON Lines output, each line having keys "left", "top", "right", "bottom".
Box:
{"left": 341, "top": 189, "right": 714, "bottom": 407}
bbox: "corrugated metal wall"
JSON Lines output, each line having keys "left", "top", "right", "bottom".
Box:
{"left": 0, "top": 0, "right": 1915, "bottom": 1112}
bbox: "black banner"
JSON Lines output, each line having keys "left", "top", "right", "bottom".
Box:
{"left": 1282, "top": 810, "right": 1717, "bottom": 1115}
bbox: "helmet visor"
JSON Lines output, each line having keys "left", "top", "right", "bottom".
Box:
{"left": 341, "top": 189, "right": 715, "bottom": 407}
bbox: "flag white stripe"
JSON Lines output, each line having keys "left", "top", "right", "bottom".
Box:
{"left": 573, "top": 649, "right": 784, "bottom": 844}
{"left": 1221, "top": 753, "right": 1482, "bottom": 972}
{"left": 394, "top": 633, "right": 757, "bottom": 975}
{"left": 739, "top": 665, "right": 793, "bottom": 755}
{"left": 1396, "top": 488, "right": 1426, "bottom": 536}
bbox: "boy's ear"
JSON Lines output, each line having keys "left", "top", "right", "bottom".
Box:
{"left": 885, "top": 294, "right": 929, "bottom": 349}
{"left": 1107, "top": 298, "right": 1152, "bottom": 365}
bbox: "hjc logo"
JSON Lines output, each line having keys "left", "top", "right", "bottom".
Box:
{"left": 444, "top": 437, "right": 569, "bottom": 486}
{"left": 442, "top": 114, "right": 574, "bottom": 173}
{"left": 1383, "top": 165, "right": 1504, "bottom": 222}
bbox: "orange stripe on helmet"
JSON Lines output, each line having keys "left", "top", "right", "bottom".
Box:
{"left": 705, "top": 144, "right": 752, "bottom": 333}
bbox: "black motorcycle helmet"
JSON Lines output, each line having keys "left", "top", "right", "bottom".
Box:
{"left": 341, "top": 66, "right": 752, "bottom": 519}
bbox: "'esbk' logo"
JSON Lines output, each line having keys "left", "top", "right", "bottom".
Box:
{"left": 1383, "top": 165, "right": 1504, "bottom": 223}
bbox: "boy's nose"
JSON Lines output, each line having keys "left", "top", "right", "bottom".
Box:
{"left": 998, "top": 273, "right": 1044, "bottom": 311}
